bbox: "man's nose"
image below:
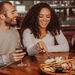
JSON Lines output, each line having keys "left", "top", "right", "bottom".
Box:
{"left": 15, "top": 12, "right": 18, "bottom": 17}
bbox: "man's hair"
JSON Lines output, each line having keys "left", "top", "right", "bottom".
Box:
{"left": 21, "top": 2, "right": 61, "bottom": 38}
{"left": 0, "top": 2, "right": 12, "bottom": 14}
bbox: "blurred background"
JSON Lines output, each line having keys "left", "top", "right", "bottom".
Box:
{"left": 0, "top": 0, "right": 75, "bottom": 27}
{"left": 1, "top": 0, "right": 75, "bottom": 51}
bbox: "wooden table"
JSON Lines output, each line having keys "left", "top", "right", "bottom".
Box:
{"left": 0, "top": 52, "right": 75, "bottom": 75}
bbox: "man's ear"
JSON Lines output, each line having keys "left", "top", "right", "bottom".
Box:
{"left": 0, "top": 14, "right": 5, "bottom": 20}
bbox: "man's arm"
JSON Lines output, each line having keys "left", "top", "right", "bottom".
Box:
{"left": 0, "top": 50, "right": 26, "bottom": 64}
{"left": 0, "top": 55, "right": 10, "bottom": 64}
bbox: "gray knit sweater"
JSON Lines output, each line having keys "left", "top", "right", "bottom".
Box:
{"left": 0, "top": 27, "right": 20, "bottom": 64}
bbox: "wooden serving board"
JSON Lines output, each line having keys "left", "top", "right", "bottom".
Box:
{"left": 40, "top": 65, "right": 75, "bottom": 75}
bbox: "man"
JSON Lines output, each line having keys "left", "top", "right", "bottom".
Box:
{"left": 0, "top": 2, "right": 26, "bottom": 64}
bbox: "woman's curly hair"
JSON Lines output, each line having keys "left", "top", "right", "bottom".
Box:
{"left": 21, "top": 2, "right": 61, "bottom": 38}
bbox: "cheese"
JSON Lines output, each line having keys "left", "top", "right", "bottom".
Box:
{"left": 44, "top": 58, "right": 55, "bottom": 64}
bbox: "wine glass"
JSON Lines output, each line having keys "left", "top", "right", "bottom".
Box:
{"left": 71, "top": 35, "right": 75, "bottom": 60}
{"left": 16, "top": 40, "right": 27, "bottom": 67}
{"left": 71, "top": 35, "right": 75, "bottom": 51}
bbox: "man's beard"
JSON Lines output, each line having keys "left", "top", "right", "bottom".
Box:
{"left": 5, "top": 18, "right": 17, "bottom": 26}
{"left": 5, "top": 19, "right": 12, "bottom": 26}
{"left": 4, "top": 14, "right": 17, "bottom": 26}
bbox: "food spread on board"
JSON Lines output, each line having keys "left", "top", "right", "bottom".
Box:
{"left": 40, "top": 57, "right": 75, "bottom": 73}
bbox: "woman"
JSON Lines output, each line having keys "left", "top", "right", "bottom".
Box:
{"left": 21, "top": 2, "right": 69, "bottom": 56}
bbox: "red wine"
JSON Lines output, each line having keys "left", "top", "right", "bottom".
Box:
{"left": 16, "top": 47, "right": 27, "bottom": 52}
{"left": 16, "top": 47, "right": 28, "bottom": 56}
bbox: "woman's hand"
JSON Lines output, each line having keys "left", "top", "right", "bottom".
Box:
{"left": 35, "top": 41, "right": 48, "bottom": 52}
{"left": 9, "top": 50, "right": 26, "bottom": 62}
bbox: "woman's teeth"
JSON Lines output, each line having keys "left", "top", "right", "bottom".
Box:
{"left": 42, "top": 22, "right": 46, "bottom": 24}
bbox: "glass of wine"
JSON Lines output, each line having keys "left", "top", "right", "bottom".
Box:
{"left": 16, "top": 40, "right": 27, "bottom": 67}
{"left": 71, "top": 35, "right": 75, "bottom": 51}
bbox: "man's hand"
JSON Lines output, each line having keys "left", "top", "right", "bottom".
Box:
{"left": 9, "top": 50, "right": 26, "bottom": 62}
{"left": 35, "top": 41, "right": 48, "bottom": 52}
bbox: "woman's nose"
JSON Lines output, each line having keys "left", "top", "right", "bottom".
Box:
{"left": 43, "top": 16, "right": 46, "bottom": 21}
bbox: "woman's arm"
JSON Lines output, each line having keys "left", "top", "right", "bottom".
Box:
{"left": 23, "top": 29, "right": 39, "bottom": 56}
{"left": 47, "top": 30, "right": 69, "bottom": 52}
